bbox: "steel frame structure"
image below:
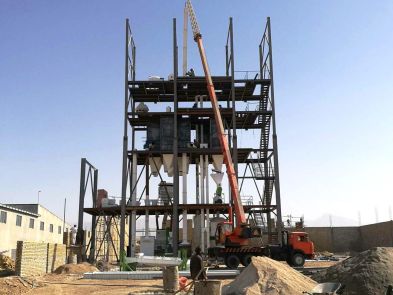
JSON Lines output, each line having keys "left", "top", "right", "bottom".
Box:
{"left": 76, "top": 158, "right": 98, "bottom": 261}
{"left": 82, "top": 16, "right": 283, "bottom": 259}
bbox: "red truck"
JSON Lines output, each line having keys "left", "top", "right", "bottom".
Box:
{"left": 209, "top": 230, "right": 315, "bottom": 268}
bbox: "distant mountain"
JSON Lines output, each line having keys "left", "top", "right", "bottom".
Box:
{"left": 306, "top": 214, "right": 358, "bottom": 227}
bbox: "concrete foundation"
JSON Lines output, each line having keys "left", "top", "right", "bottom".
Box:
{"left": 83, "top": 270, "right": 240, "bottom": 280}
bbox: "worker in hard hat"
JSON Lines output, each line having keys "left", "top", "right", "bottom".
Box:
{"left": 190, "top": 246, "right": 207, "bottom": 280}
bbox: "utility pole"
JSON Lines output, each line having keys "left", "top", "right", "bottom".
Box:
{"left": 37, "top": 190, "right": 42, "bottom": 204}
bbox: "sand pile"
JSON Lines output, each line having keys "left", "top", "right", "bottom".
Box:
{"left": 54, "top": 262, "right": 98, "bottom": 274}
{"left": 222, "top": 256, "right": 317, "bottom": 295}
{"left": 312, "top": 247, "right": 393, "bottom": 295}
{"left": 0, "top": 255, "right": 15, "bottom": 272}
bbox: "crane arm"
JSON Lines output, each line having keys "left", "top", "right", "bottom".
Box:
{"left": 185, "top": 0, "right": 246, "bottom": 226}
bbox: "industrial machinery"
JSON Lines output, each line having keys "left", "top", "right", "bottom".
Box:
{"left": 186, "top": 0, "right": 314, "bottom": 268}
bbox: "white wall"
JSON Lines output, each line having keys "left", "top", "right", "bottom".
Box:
{"left": 0, "top": 205, "right": 71, "bottom": 259}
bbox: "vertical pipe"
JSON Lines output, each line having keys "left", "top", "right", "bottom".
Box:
{"left": 120, "top": 19, "right": 130, "bottom": 255}
{"left": 200, "top": 154, "right": 204, "bottom": 251}
{"left": 205, "top": 154, "right": 210, "bottom": 248}
{"left": 130, "top": 153, "right": 137, "bottom": 256}
{"left": 200, "top": 109, "right": 205, "bottom": 251}
{"left": 195, "top": 125, "right": 200, "bottom": 204}
{"left": 128, "top": 100, "right": 136, "bottom": 252}
{"left": 182, "top": 153, "right": 188, "bottom": 244}
{"left": 77, "top": 158, "right": 86, "bottom": 245}
{"left": 267, "top": 17, "right": 283, "bottom": 245}
{"left": 172, "top": 18, "right": 179, "bottom": 257}
{"left": 145, "top": 164, "right": 150, "bottom": 236}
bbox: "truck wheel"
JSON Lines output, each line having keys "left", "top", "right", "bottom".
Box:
{"left": 225, "top": 255, "right": 240, "bottom": 269}
{"left": 241, "top": 255, "right": 253, "bottom": 267}
{"left": 291, "top": 253, "right": 305, "bottom": 267}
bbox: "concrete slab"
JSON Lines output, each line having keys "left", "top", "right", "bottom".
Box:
{"left": 83, "top": 269, "right": 240, "bottom": 280}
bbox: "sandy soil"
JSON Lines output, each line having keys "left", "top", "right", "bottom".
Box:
{"left": 0, "top": 260, "right": 335, "bottom": 294}
{"left": 223, "top": 256, "right": 316, "bottom": 295}
{"left": 0, "top": 274, "right": 233, "bottom": 295}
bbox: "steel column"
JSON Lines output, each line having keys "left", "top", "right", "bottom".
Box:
{"left": 267, "top": 17, "right": 283, "bottom": 244}
{"left": 120, "top": 19, "right": 130, "bottom": 256}
{"left": 89, "top": 168, "right": 98, "bottom": 261}
{"left": 229, "top": 17, "right": 238, "bottom": 179}
{"left": 172, "top": 18, "right": 179, "bottom": 257}
{"left": 77, "top": 158, "right": 86, "bottom": 245}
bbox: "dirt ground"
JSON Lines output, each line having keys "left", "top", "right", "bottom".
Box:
{"left": 0, "top": 261, "right": 336, "bottom": 295}
{"left": 0, "top": 274, "right": 233, "bottom": 295}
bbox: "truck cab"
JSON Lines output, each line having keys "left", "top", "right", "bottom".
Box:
{"left": 286, "top": 231, "right": 315, "bottom": 266}
{"left": 289, "top": 232, "right": 314, "bottom": 256}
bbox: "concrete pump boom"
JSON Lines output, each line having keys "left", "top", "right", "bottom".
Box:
{"left": 185, "top": 0, "right": 246, "bottom": 227}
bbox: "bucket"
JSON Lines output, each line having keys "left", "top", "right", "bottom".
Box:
{"left": 194, "top": 280, "right": 222, "bottom": 295}
{"left": 179, "top": 276, "right": 188, "bottom": 290}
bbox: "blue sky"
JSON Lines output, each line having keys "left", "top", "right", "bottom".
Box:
{"left": 1, "top": 0, "right": 393, "bottom": 227}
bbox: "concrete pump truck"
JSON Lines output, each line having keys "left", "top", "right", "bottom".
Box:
{"left": 185, "top": 0, "right": 314, "bottom": 268}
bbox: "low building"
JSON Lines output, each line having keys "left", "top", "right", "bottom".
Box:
{"left": 0, "top": 204, "right": 71, "bottom": 259}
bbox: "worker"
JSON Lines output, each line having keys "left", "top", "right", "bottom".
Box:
{"left": 215, "top": 183, "right": 222, "bottom": 197}
{"left": 71, "top": 224, "right": 77, "bottom": 245}
{"left": 190, "top": 246, "right": 207, "bottom": 280}
{"left": 186, "top": 68, "right": 195, "bottom": 77}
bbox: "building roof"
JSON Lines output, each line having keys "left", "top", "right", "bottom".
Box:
{"left": 0, "top": 204, "right": 39, "bottom": 217}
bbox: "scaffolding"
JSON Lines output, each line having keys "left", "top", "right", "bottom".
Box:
{"left": 83, "top": 16, "right": 283, "bottom": 259}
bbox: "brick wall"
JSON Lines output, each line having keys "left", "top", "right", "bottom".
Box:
{"left": 15, "top": 241, "right": 48, "bottom": 276}
{"left": 47, "top": 243, "right": 66, "bottom": 273}
{"left": 15, "top": 241, "right": 66, "bottom": 276}
{"left": 306, "top": 221, "right": 393, "bottom": 253}
{"left": 360, "top": 221, "right": 393, "bottom": 250}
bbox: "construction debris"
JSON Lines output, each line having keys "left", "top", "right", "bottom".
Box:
{"left": 222, "top": 256, "right": 317, "bottom": 295}
{"left": 0, "top": 255, "right": 15, "bottom": 272}
{"left": 312, "top": 247, "right": 393, "bottom": 295}
{"left": 0, "top": 276, "right": 45, "bottom": 295}
{"left": 54, "top": 262, "right": 98, "bottom": 274}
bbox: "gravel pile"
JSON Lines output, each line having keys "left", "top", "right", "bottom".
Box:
{"left": 312, "top": 247, "right": 393, "bottom": 295}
